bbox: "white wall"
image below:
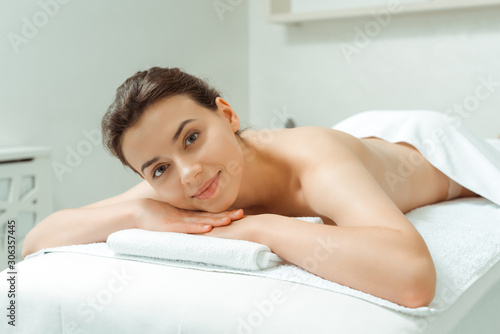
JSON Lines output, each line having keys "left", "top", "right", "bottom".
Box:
{"left": 3, "top": 0, "right": 499, "bottom": 213}
{"left": 249, "top": 1, "right": 500, "bottom": 138}
{"left": 0, "top": 0, "right": 248, "bottom": 211}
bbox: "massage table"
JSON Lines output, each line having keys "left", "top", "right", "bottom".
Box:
{"left": 1, "top": 216, "right": 499, "bottom": 334}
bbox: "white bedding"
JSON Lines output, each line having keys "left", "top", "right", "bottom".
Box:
{"left": 1, "top": 196, "right": 500, "bottom": 333}
{"left": 15, "top": 197, "right": 500, "bottom": 317}
{"left": 1, "top": 244, "right": 500, "bottom": 334}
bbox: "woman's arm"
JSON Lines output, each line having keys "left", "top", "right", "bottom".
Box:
{"left": 202, "top": 145, "right": 436, "bottom": 308}
{"left": 22, "top": 201, "right": 137, "bottom": 258}
{"left": 252, "top": 215, "right": 435, "bottom": 308}
{"left": 204, "top": 213, "right": 434, "bottom": 308}
{"left": 22, "top": 181, "right": 242, "bottom": 258}
{"left": 293, "top": 147, "right": 435, "bottom": 308}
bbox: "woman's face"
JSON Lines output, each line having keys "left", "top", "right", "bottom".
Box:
{"left": 121, "top": 95, "right": 244, "bottom": 213}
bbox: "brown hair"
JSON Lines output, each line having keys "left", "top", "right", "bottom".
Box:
{"left": 101, "top": 67, "right": 224, "bottom": 174}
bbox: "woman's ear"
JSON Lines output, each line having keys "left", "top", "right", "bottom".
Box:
{"left": 215, "top": 97, "right": 240, "bottom": 133}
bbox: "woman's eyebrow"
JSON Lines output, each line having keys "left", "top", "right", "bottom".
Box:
{"left": 141, "top": 156, "right": 160, "bottom": 175}
{"left": 140, "top": 119, "right": 197, "bottom": 174}
{"left": 172, "top": 119, "right": 196, "bottom": 143}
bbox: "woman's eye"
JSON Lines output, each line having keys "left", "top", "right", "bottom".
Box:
{"left": 185, "top": 133, "right": 199, "bottom": 147}
{"left": 153, "top": 165, "right": 167, "bottom": 179}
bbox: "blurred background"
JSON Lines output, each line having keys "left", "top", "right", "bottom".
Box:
{"left": 1, "top": 0, "right": 499, "bottom": 213}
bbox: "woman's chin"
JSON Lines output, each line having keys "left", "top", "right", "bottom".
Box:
{"left": 200, "top": 199, "right": 234, "bottom": 213}
{"left": 200, "top": 200, "right": 234, "bottom": 213}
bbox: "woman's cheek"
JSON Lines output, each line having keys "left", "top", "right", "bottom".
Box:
{"left": 156, "top": 183, "right": 180, "bottom": 204}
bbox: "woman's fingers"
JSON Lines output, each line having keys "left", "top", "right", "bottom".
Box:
{"left": 169, "top": 222, "right": 213, "bottom": 234}
{"left": 180, "top": 209, "right": 244, "bottom": 223}
{"left": 137, "top": 199, "right": 243, "bottom": 233}
{"left": 231, "top": 209, "right": 244, "bottom": 219}
{"left": 181, "top": 209, "right": 243, "bottom": 218}
{"left": 181, "top": 216, "right": 231, "bottom": 226}
{"left": 175, "top": 209, "right": 244, "bottom": 231}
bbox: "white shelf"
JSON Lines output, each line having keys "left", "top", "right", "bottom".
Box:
{"left": 0, "top": 146, "right": 51, "bottom": 162}
{"left": 266, "top": 0, "right": 500, "bottom": 24}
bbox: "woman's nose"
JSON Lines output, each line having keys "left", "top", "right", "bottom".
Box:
{"left": 178, "top": 160, "right": 202, "bottom": 185}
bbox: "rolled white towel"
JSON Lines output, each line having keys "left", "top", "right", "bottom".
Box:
{"left": 107, "top": 218, "right": 323, "bottom": 271}
{"left": 107, "top": 229, "right": 283, "bottom": 271}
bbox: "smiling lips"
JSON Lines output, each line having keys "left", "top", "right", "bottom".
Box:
{"left": 193, "top": 172, "right": 220, "bottom": 200}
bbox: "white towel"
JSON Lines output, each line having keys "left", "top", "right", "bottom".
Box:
{"left": 107, "top": 229, "right": 282, "bottom": 271}
{"left": 333, "top": 110, "right": 500, "bottom": 206}
{"left": 106, "top": 217, "right": 322, "bottom": 271}
{"left": 407, "top": 198, "right": 500, "bottom": 313}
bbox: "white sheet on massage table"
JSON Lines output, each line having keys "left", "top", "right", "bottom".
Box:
{"left": 1, "top": 250, "right": 499, "bottom": 334}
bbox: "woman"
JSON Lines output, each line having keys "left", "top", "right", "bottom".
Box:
{"left": 22, "top": 67, "right": 481, "bottom": 308}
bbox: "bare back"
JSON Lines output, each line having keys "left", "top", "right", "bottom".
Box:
{"left": 235, "top": 127, "right": 476, "bottom": 221}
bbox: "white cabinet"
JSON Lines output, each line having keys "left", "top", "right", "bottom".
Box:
{"left": 0, "top": 146, "right": 52, "bottom": 271}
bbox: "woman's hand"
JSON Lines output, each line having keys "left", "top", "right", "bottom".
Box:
{"left": 133, "top": 198, "right": 244, "bottom": 233}
{"left": 195, "top": 214, "right": 268, "bottom": 243}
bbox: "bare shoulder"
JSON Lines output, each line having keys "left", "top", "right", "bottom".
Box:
{"left": 265, "top": 126, "right": 370, "bottom": 166}
{"left": 276, "top": 127, "right": 414, "bottom": 230}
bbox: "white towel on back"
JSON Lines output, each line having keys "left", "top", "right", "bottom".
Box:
{"left": 333, "top": 110, "right": 500, "bottom": 206}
